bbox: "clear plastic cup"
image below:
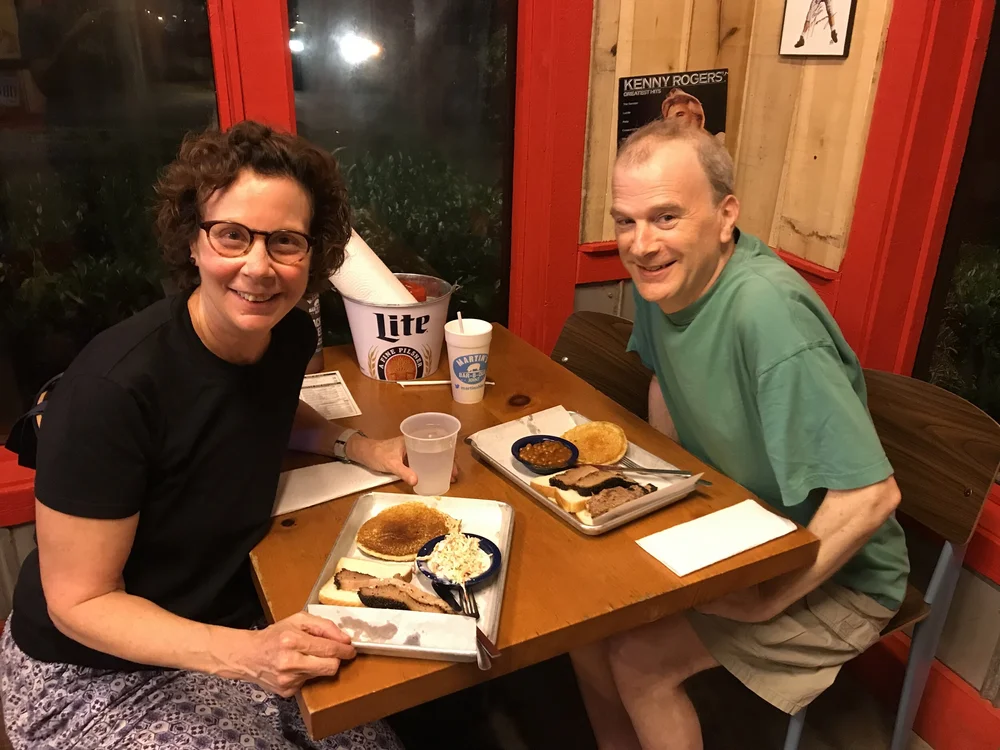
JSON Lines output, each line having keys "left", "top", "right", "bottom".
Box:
{"left": 399, "top": 412, "right": 461, "bottom": 496}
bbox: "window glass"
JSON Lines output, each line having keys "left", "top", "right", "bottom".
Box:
{"left": 914, "top": 13, "right": 999, "bottom": 424}
{"left": 0, "top": 0, "right": 217, "bottom": 431}
{"left": 286, "top": 0, "right": 515, "bottom": 343}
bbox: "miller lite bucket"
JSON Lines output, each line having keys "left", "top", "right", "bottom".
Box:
{"left": 342, "top": 274, "right": 455, "bottom": 381}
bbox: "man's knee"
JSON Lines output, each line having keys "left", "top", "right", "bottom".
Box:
{"left": 569, "top": 640, "right": 609, "bottom": 679}
{"left": 608, "top": 614, "right": 716, "bottom": 689}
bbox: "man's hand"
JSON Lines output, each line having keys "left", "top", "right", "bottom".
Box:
{"left": 346, "top": 435, "right": 459, "bottom": 487}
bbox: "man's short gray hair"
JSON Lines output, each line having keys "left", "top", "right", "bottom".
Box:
{"left": 616, "top": 119, "right": 735, "bottom": 205}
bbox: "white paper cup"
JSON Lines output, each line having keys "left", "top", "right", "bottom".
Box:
{"left": 444, "top": 319, "right": 493, "bottom": 404}
{"left": 400, "top": 412, "right": 461, "bottom": 496}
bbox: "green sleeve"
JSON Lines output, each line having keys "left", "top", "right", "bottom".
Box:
{"left": 756, "top": 344, "right": 893, "bottom": 508}
{"left": 626, "top": 287, "right": 656, "bottom": 371}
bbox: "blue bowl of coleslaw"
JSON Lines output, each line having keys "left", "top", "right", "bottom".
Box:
{"left": 415, "top": 533, "right": 501, "bottom": 589}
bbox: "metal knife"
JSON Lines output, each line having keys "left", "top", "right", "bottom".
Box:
{"left": 432, "top": 583, "right": 501, "bottom": 661}
{"left": 432, "top": 582, "right": 462, "bottom": 612}
{"left": 588, "top": 464, "right": 693, "bottom": 475}
{"left": 586, "top": 465, "right": 713, "bottom": 486}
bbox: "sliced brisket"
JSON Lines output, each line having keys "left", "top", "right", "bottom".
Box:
{"left": 334, "top": 569, "right": 377, "bottom": 591}
{"left": 357, "top": 579, "right": 453, "bottom": 614}
{"left": 335, "top": 569, "right": 404, "bottom": 592}
{"left": 552, "top": 467, "right": 634, "bottom": 496}
{"left": 586, "top": 483, "right": 658, "bottom": 518}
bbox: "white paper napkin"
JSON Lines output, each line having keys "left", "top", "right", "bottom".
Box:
{"left": 637, "top": 499, "right": 797, "bottom": 576}
{"left": 271, "top": 462, "right": 397, "bottom": 516}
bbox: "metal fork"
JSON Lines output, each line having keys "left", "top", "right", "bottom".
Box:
{"left": 460, "top": 586, "right": 480, "bottom": 620}
{"left": 618, "top": 455, "right": 713, "bottom": 487}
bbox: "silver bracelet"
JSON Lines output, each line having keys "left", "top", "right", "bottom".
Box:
{"left": 333, "top": 428, "right": 366, "bottom": 462}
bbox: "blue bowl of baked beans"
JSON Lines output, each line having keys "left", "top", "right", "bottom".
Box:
{"left": 511, "top": 435, "right": 579, "bottom": 474}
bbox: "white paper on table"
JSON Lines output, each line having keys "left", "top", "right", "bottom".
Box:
{"left": 271, "top": 462, "right": 396, "bottom": 516}
{"left": 636, "top": 499, "right": 797, "bottom": 577}
{"left": 299, "top": 370, "right": 361, "bottom": 420}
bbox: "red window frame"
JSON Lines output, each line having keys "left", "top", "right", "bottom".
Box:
{"left": 208, "top": 0, "right": 295, "bottom": 131}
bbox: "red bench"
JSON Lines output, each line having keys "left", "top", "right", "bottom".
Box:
{"left": 0, "top": 450, "right": 35, "bottom": 529}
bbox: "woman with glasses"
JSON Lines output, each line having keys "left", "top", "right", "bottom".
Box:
{"left": 0, "top": 122, "right": 420, "bottom": 749}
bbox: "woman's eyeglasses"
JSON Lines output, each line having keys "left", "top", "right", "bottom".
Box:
{"left": 199, "top": 221, "right": 314, "bottom": 266}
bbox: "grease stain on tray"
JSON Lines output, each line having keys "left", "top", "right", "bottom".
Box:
{"left": 338, "top": 616, "right": 398, "bottom": 643}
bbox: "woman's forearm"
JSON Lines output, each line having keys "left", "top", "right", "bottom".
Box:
{"left": 287, "top": 400, "right": 412, "bottom": 480}
{"left": 50, "top": 589, "right": 254, "bottom": 679}
{"left": 288, "top": 399, "right": 350, "bottom": 456}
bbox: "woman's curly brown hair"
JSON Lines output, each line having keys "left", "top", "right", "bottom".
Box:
{"left": 154, "top": 121, "right": 351, "bottom": 295}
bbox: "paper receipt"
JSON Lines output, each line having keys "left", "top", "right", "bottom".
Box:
{"left": 299, "top": 371, "right": 362, "bottom": 420}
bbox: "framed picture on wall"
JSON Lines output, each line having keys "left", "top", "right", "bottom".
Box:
{"left": 617, "top": 69, "right": 728, "bottom": 146}
{"left": 779, "top": 0, "right": 857, "bottom": 57}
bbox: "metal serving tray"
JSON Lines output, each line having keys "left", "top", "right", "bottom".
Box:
{"left": 467, "top": 406, "right": 702, "bottom": 536}
{"left": 305, "top": 492, "right": 514, "bottom": 663}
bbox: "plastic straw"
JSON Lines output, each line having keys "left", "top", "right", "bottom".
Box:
{"left": 457, "top": 311, "right": 465, "bottom": 333}
{"left": 397, "top": 379, "right": 495, "bottom": 388}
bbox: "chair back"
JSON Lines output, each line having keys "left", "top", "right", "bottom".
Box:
{"left": 551, "top": 312, "right": 652, "bottom": 420}
{"left": 863, "top": 369, "right": 1000, "bottom": 545}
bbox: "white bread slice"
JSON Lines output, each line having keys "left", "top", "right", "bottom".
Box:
{"left": 575, "top": 510, "right": 595, "bottom": 526}
{"left": 318, "top": 578, "right": 363, "bottom": 606}
{"left": 529, "top": 475, "right": 558, "bottom": 500}
{"left": 555, "top": 487, "right": 589, "bottom": 514}
{"left": 334, "top": 557, "right": 413, "bottom": 582}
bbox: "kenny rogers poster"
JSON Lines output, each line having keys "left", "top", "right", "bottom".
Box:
{"left": 617, "top": 68, "right": 728, "bottom": 146}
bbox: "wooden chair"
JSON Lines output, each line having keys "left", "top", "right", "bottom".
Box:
{"left": 783, "top": 369, "right": 1000, "bottom": 750}
{"left": 550, "top": 311, "right": 653, "bottom": 420}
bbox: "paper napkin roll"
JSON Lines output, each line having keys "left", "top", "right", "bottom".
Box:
{"left": 330, "top": 229, "right": 416, "bottom": 305}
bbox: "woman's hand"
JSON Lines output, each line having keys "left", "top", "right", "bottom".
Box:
{"left": 235, "top": 613, "right": 356, "bottom": 697}
{"left": 346, "top": 435, "right": 458, "bottom": 487}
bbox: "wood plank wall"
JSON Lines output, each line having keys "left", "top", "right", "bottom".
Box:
{"left": 580, "top": 0, "right": 892, "bottom": 270}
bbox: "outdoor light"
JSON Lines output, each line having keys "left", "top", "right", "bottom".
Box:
{"left": 289, "top": 39, "right": 305, "bottom": 54}
{"left": 337, "top": 32, "right": 381, "bottom": 65}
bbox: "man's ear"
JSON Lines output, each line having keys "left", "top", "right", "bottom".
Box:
{"left": 718, "top": 194, "right": 740, "bottom": 243}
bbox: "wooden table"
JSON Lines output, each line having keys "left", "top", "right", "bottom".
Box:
{"left": 251, "top": 325, "right": 819, "bottom": 739}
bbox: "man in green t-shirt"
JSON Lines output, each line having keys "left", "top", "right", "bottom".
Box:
{"left": 570, "top": 119, "right": 909, "bottom": 749}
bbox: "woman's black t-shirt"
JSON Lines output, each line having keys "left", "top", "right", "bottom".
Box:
{"left": 11, "top": 293, "right": 315, "bottom": 670}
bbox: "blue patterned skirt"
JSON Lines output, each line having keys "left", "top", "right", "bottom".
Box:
{"left": 0, "top": 621, "right": 403, "bottom": 750}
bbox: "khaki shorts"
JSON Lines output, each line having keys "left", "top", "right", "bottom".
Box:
{"left": 687, "top": 582, "right": 896, "bottom": 714}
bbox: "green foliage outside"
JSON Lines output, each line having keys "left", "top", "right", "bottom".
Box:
{"left": 926, "top": 244, "right": 1000, "bottom": 422}
{"left": 1, "top": 146, "right": 166, "bottom": 406}
{"left": 1, "top": 142, "right": 505, "bottom": 405}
